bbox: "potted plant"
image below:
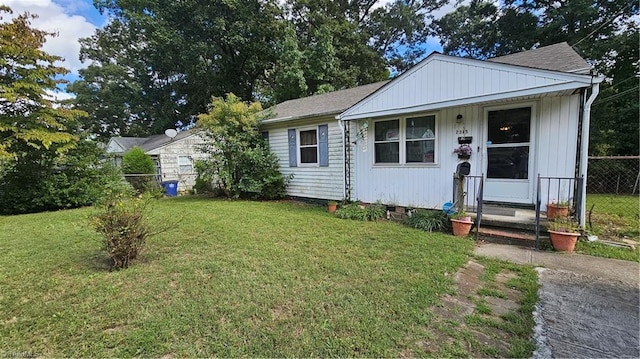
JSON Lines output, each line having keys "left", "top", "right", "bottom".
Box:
{"left": 327, "top": 200, "right": 338, "bottom": 214}
{"left": 547, "top": 200, "right": 569, "bottom": 220}
{"left": 453, "top": 144, "right": 472, "bottom": 161}
{"left": 450, "top": 211, "right": 473, "bottom": 237}
{"left": 547, "top": 217, "right": 581, "bottom": 252}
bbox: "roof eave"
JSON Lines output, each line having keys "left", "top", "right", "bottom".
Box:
{"left": 261, "top": 110, "right": 342, "bottom": 125}
{"left": 340, "top": 81, "right": 594, "bottom": 121}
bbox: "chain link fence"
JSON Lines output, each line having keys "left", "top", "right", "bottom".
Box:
{"left": 586, "top": 157, "right": 639, "bottom": 241}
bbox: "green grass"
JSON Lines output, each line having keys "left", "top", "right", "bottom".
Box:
{"left": 586, "top": 194, "right": 639, "bottom": 239}
{"left": 1, "top": 197, "right": 478, "bottom": 357}
{"left": 576, "top": 241, "right": 640, "bottom": 262}
{"left": 580, "top": 194, "right": 639, "bottom": 261}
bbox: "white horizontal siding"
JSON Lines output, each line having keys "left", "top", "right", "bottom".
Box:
{"left": 262, "top": 118, "right": 344, "bottom": 200}
{"left": 150, "top": 135, "right": 208, "bottom": 192}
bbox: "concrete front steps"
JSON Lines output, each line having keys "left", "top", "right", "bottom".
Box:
{"left": 470, "top": 205, "right": 549, "bottom": 247}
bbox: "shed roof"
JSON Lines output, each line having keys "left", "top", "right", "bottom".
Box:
{"left": 109, "top": 137, "right": 147, "bottom": 153}
{"left": 262, "top": 81, "right": 388, "bottom": 124}
{"left": 108, "top": 129, "right": 197, "bottom": 154}
{"left": 488, "top": 42, "right": 591, "bottom": 74}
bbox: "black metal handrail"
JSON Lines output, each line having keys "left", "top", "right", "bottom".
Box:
{"left": 535, "top": 174, "right": 585, "bottom": 249}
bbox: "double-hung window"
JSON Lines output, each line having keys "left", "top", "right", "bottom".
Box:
{"left": 374, "top": 114, "right": 436, "bottom": 164}
{"left": 299, "top": 129, "right": 318, "bottom": 164}
{"left": 177, "top": 156, "right": 193, "bottom": 174}
{"left": 288, "top": 125, "right": 329, "bottom": 167}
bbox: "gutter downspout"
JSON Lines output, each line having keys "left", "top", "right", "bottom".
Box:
{"left": 337, "top": 117, "right": 347, "bottom": 200}
{"left": 579, "top": 81, "right": 600, "bottom": 227}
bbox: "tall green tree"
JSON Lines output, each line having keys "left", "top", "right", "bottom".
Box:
{"left": 431, "top": 0, "right": 639, "bottom": 155}
{"left": 72, "top": 0, "right": 450, "bottom": 135}
{"left": 0, "top": 6, "right": 124, "bottom": 214}
{"left": 71, "top": 0, "right": 284, "bottom": 138}
{"left": 0, "top": 6, "right": 83, "bottom": 160}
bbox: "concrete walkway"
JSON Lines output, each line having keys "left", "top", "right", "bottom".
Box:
{"left": 474, "top": 243, "right": 640, "bottom": 358}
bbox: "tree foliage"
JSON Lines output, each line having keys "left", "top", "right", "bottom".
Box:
{"left": 0, "top": 6, "right": 125, "bottom": 215}
{"left": 196, "top": 94, "right": 290, "bottom": 199}
{"left": 431, "top": 0, "right": 639, "bottom": 155}
{"left": 0, "top": 6, "right": 84, "bottom": 160}
{"left": 0, "top": 139, "right": 123, "bottom": 215}
{"left": 70, "top": 0, "right": 449, "bottom": 138}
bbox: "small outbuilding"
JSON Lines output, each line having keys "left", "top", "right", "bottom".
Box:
{"left": 106, "top": 129, "right": 207, "bottom": 193}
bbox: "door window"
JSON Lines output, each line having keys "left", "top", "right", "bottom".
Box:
{"left": 487, "top": 107, "right": 531, "bottom": 179}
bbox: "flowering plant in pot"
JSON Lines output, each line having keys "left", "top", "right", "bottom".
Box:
{"left": 547, "top": 217, "right": 581, "bottom": 252}
{"left": 547, "top": 200, "right": 570, "bottom": 220}
{"left": 453, "top": 144, "right": 472, "bottom": 160}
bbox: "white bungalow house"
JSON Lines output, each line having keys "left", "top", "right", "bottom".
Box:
{"left": 263, "top": 43, "right": 602, "bottom": 225}
{"left": 106, "top": 129, "right": 207, "bottom": 192}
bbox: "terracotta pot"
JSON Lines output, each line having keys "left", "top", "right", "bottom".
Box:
{"left": 451, "top": 218, "right": 473, "bottom": 237}
{"left": 458, "top": 216, "right": 472, "bottom": 222}
{"left": 548, "top": 230, "right": 579, "bottom": 252}
{"left": 547, "top": 203, "right": 569, "bottom": 220}
{"left": 327, "top": 202, "right": 337, "bottom": 213}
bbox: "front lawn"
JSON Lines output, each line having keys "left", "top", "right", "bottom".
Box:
{"left": 0, "top": 198, "right": 530, "bottom": 357}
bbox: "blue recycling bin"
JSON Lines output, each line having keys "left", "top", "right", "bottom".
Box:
{"left": 162, "top": 180, "right": 179, "bottom": 197}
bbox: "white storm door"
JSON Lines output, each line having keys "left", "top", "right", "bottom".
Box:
{"left": 483, "top": 106, "right": 534, "bottom": 204}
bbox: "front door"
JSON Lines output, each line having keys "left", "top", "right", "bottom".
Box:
{"left": 483, "top": 106, "right": 534, "bottom": 203}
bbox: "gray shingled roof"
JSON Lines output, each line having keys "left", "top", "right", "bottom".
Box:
{"left": 111, "top": 129, "right": 196, "bottom": 153}
{"left": 488, "top": 42, "right": 591, "bottom": 74}
{"left": 138, "top": 129, "right": 196, "bottom": 152}
{"left": 264, "top": 81, "right": 389, "bottom": 122}
{"left": 110, "top": 137, "right": 147, "bottom": 152}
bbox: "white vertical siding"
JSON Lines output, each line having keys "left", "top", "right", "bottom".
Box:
{"left": 351, "top": 105, "right": 483, "bottom": 209}
{"left": 262, "top": 118, "right": 344, "bottom": 200}
{"left": 345, "top": 58, "right": 571, "bottom": 118}
{"left": 536, "top": 95, "right": 580, "bottom": 178}
{"left": 351, "top": 95, "right": 581, "bottom": 208}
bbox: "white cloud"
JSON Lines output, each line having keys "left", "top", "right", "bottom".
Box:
{"left": 0, "top": 0, "right": 97, "bottom": 73}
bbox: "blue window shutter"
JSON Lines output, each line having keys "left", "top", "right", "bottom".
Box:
{"left": 287, "top": 129, "right": 297, "bottom": 167}
{"left": 319, "top": 124, "right": 329, "bottom": 167}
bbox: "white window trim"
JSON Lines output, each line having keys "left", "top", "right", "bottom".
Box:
{"left": 297, "top": 126, "right": 319, "bottom": 167}
{"left": 372, "top": 113, "right": 438, "bottom": 166}
{"left": 177, "top": 155, "right": 193, "bottom": 174}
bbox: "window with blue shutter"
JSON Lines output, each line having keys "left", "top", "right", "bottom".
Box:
{"left": 287, "top": 129, "right": 297, "bottom": 167}
{"left": 318, "top": 124, "right": 329, "bottom": 167}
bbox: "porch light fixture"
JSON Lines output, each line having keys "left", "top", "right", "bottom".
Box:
{"left": 456, "top": 114, "right": 463, "bottom": 124}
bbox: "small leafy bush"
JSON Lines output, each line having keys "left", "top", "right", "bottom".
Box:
{"left": 404, "top": 209, "right": 450, "bottom": 232}
{"left": 91, "top": 194, "right": 167, "bottom": 269}
{"left": 335, "top": 202, "right": 386, "bottom": 221}
{"left": 121, "top": 147, "right": 157, "bottom": 194}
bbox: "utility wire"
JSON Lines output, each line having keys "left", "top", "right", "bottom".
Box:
{"left": 571, "top": 0, "right": 635, "bottom": 47}
{"left": 592, "top": 86, "right": 639, "bottom": 105}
